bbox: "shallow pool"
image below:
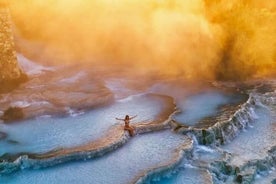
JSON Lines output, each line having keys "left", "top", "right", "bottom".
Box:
{"left": 174, "top": 91, "right": 242, "bottom": 126}
{"left": 0, "top": 131, "right": 187, "bottom": 184}
{"left": 0, "top": 94, "right": 168, "bottom": 155}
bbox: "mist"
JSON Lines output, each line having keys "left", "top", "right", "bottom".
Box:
{"left": 8, "top": 0, "right": 276, "bottom": 81}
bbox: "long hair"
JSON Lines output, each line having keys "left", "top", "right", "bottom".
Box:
{"left": 125, "top": 115, "right": 129, "bottom": 120}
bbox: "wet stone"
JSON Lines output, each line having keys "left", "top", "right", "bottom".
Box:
{"left": 0, "top": 93, "right": 175, "bottom": 156}
{"left": 202, "top": 129, "right": 215, "bottom": 145}
{"left": 223, "top": 107, "right": 276, "bottom": 168}
{"left": 0, "top": 131, "right": 192, "bottom": 184}
{"left": 1, "top": 107, "right": 24, "bottom": 122}
{"left": 236, "top": 166, "right": 256, "bottom": 184}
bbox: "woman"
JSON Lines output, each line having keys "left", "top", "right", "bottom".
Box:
{"left": 116, "top": 115, "right": 137, "bottom": 136}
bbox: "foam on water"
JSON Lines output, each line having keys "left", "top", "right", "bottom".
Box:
{"left": 253, "top": 169, "right": 276, "bottom": 184}
{"left": 151, "top": 165, "right": 213, "bottom": 184}
{"left": 150, "top": 144, "right": 226, "bottom": 184}
{"left": 222, "top": 107, "right": 275, "bottom": 167}
{"left": 0, "top": 94, "right": 167, "bottom": 155}
{"left": 0, "top": 131, "right": 188, "bottom": 184}
{"left": 1, "top": 75, "right": 274, "bottom": 183}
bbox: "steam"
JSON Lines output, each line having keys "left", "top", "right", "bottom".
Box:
{"left": 204, "top": 0, "right": 276, "bottom": 80}
{"left": 8, "top": 0, "right": 276, "bottom": 81}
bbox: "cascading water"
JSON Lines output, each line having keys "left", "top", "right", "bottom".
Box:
{"left": 0, "top": 54, "right": 275, "bottom": 184}
{"left": 146, "top": 90, "right": 276, "bottom": 184}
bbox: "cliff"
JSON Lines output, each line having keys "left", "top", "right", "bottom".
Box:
{"left": 0, "top": 2, "right": 27, "bottom": 93}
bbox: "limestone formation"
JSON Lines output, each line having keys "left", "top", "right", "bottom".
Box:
{"left": 0, "top": 2, "right": 27, "bottom": 93}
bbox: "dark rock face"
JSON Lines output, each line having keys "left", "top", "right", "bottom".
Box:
{"left": 0, "top": 4, "right": 27, "bottom": 93}
{"left": 1, "top": 106, "right": 24, "bottom": 122}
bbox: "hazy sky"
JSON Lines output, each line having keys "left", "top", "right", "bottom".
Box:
{"left": 8, "top": 0, "right": 276, "bottom": 80}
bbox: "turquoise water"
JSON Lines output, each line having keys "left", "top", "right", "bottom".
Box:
{"left": 222, "top": 107, "right": 275, "bottom": 166}
{"left": 174, "top": 92, "right": 234, "bottom": 126}
{"left": 0, "top": 94, "right": 165, "bottom": 155}
{"left": 0, "top": 131, "right": 187, "bottom": 184}
{"left": 152, "top": 166, "right": 212, "bottom": 184}
{"left": 151, "top": 145, "right": 221, "bottom": 184}
{"left": 1, "top": 73, "right": 274, "bottom": 184}
{"left": 152, "top": 106, "right": 274, "bottom": 184}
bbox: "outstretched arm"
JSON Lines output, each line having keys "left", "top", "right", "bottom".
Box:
{"left": 130, "top": 115, "right": 137, "bottom": 120}
{"left": 116, "top": 118, "right": 125, "bottom": 121}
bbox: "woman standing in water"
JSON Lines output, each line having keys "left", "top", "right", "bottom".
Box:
{"left": 116, "top": 115, "right": 137, "bottom": 136}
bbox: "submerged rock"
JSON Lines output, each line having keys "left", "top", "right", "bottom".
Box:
{"left": 0, "top": 131, "right": 7, "bottom": 140}
{"left": 6, "top": 140, "right": 19, "bottom": 144}
{"left": 236, "top": 166, "right": 256, "bottom": 184}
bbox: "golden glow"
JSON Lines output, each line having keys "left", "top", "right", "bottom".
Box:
{"left": 8, "top": 0, "right": 276, "bottom": 80}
